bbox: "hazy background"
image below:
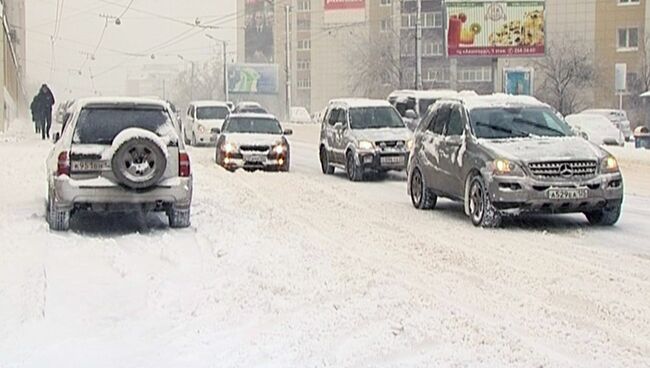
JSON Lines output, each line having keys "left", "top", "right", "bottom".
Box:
{"left": 25, "top": 0, "right": 237, "bottom": 100}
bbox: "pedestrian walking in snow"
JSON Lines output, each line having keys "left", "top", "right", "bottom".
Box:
{"left": 30, "top": 96, "right": 42, "bottom": 134}
{"left": 32, "top": 84, "right": 56, "bottom": 140}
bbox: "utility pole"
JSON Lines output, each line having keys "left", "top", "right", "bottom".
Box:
{"left": 205, "top": 35, "right": 230, "bottom": 102}
{"left": 178, "top": 55, "right": 195, "bottom": 101}
{"left": 285, "top": 4, "right": 292, "bottom": 121}
{"left": 415, "top": 0, "right": 423, "bottom": 90}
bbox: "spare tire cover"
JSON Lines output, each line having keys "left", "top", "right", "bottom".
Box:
{"left": 110, "top": 128, "right": 168, "bottom": 189}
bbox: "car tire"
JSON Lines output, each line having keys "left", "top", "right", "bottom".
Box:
{"left": 468, "top": 175, "right": 502, "bottom": 228}
{"left": 111, "top": 135, "right": 168, "bottom": 190}
{"left": 47, "top": 189, "right": 70, "bottom": 231}
{"left": 320, "top": 147, "right": 335, "bottom": 175}
{"left": 346, "top": 152, "right": 364, "bottom": 182}
{"left": 168, "top": 207, "right": 191, "bottom": 228}
{"left": 410, "top": 168, "right": 437, "bottom": 210}
{"left": 585, "top": 204, "right": 622, "bottom": 226}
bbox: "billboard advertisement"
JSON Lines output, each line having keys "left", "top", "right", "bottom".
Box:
{"left": 504, "top": 67, "right": 534, "bottom": 95}
{"left": 244, "top": 0, "right": 275, "bottom": 63}
{"left": 324, "top": 0, "right": 365, "bottom": 10}
{"left": 446, "top": 0, "right": 545, "bottom": 57}
{"left": 228, "top": 63, "right": 279, "bottom": 95}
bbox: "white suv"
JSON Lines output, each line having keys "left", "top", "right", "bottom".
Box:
{"left": 46, "top": 97, "right": 193, "bottom": 231}
{"left": 183, "top": 101, "right": 231, "bottom": 146}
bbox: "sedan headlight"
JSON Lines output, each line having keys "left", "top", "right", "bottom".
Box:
{"left": 601, "top": 156, "right": 619, "bottom": 174}
{"left": 406, "top": 139, "right": 415, "bottom": 151}
{"left": 197, "top": 124, "right": 206, "bottom": 134}
{"left": 491, "top": 159, "right": 525, "bottom": 176}
{"left": 358, "top": 140, "right": 375, "bottom": 150}
{"left": 223, "top": 142, "right": 237, "bottom": 153}
{"left": 273, "top": 144, "right": 287, "bottom": 155}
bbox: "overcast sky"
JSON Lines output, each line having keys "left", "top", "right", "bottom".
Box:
{"left": 25, "top": 0, "right": 237, "bottom": 100}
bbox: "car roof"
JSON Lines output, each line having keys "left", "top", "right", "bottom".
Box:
{"left": 228, "top": 113, "right": 278, "bottom": 120}
{"left": 76, "top": 97, "right": 170, "bottom": 109}
{"left": 328, "top": 98, "right": 393, "bottom": 109}
{"left": 438, "top": 93, "right": 550, "bottom": 110}
{"left": 388, "top": 89, "right": 459, "bottom": 99}
{"left": 236, "top": 101, "right": 262, "bottom": 107}
{"left": 191, "top": 100, "right": 230, "bottom": 108}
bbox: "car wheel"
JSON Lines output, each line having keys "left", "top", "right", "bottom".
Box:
{"left": 585, "top": 204, "right": 622, "bottom": 226}
{"left": 111, "top": 134, "right": 168, "bottom": 190}
{"left": 346, "top": 152, "right": 364, "bottom": 182}
{"left": 47, "top": 189, "right": 70, "bottom": 231}
{"left": 468, "top": 175, "right": 502, "bottom": 228}
{"left": 320, "top": 147, "right": 335, "bottom": 175}
{"left": 410, "top": 168, "right": 437, "bottom": 210}
{"left": 168, "top": 207, "right": 191, "bottom": 228}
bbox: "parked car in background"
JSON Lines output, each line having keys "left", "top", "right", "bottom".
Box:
{"left": 45, "top": 97, "right": 193, "bottom": 231}
{"left": 565, "top": 114, "right": 625, "bottom": 146}
{"left": 408, "top": 94, "right": 624, "bottom": 227}
{"left": 290, "top": 106, "right": 313, "bottom": 124}
{"left": 214, "top": 113, "right": 292, "bottom": 172}
{"left": 388, "top": 89, "right": 459, "bottom": 131}
{"left": 233, "top": 101, "right": 268, "bottom": 114}
{"left": 183, "top": 101, "right": 230, "bottom": 146}
{"left": 581, "top": 109, "right": 633, "bottom": 141}
{"left": 319, "top": 99, "right": 413, "bottom": 181}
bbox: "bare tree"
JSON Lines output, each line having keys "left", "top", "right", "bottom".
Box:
{"left": 535, "top": 41, "right": 595, "bottom": 116}
{"left": 172, "top": 58, "right": 224, "bottom": 107}
{"left": 348, "top": 31, "right": 403, "bottom": 99}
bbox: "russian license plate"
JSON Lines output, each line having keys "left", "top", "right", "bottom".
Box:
{"left": 71, "top": 161, "right": 109, "bottom": 172}
{"left": 548, "top": 189, "right": 589, "bottom": 200}
{"left": 381, "top": 156, "right": 405, "bottom": 166}
{"left": 245, "top": 155, "right": 265, "bottom": 163}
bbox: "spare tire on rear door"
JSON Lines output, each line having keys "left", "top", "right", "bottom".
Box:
{"left": 110, "top": 128, "right": 169, "bottom": 190}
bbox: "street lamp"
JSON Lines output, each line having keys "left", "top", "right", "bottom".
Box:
{"left": 205, "top": 34, "right": 229, "bottom": 102}
{"left": 177, "top": 54, "right": 196, "bottom": 101}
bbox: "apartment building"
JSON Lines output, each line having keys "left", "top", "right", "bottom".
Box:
{"left": 1, "top": 0, "right": 27, "bottom": 132}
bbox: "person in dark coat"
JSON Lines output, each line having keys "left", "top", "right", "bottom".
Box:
{"left": 33, "top": 84, "right": 56, "bottom": 140}
{"left": 30, "top": 96, "right": 42, "bottom": 134}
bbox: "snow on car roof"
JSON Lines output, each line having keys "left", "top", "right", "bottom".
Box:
{"left": 328, "top": 98, "right": 392, "bottom": 108}
{"left": 77, "top": 97, "right": 169, "bottom": 108}
{"left": 388, "top": 89, "right": 459, "bottom": 99}
{"left": 450, "top": 94, "right": 550, "bottom": 110}
{"left": 229, "top": 113, "right": 278, "bottom": 120}
{"left": 191, "top": 100, "right": 230, "bottom": 108}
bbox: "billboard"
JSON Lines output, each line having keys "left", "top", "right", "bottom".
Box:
{"left": 504, "top": 67, "right": 534, "bottom": 95}
{"left": 228, "top": 63, "right": 279, "bottom": 95}
{"left": 446, "top": 0, "right": 545, "bottom": 57}
{"left": 244, "top": 0, "right": 274, "bottom": 63}
{"left": 324, "top": 0, "right": 365, "bottom": 10}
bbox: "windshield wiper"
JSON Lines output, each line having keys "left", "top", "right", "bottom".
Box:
{"left": 474, "top": 122, "right": 530, "bottom": 138}
{"left": 512, "top": 118, "right": 566, "bottom": 136}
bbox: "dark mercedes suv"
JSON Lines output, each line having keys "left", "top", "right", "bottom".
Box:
{"left": 407, "top": 94, "right": 624, "bottom": 228}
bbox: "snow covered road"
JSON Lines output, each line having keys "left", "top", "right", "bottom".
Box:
{"left": 1, "top": 123, "right": 650, "bottom": 367}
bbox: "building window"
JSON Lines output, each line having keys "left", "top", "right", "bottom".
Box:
{"left": 424, "top": 68, "right": 449, "bottom": 82}
{"left": 297, "top": 18, "right": 311, "bottom": 30}
{"left": 401, "top": 12, "right": 442, "bottom": 29}
{"left": 423, "top": 41, "right": 443, "bottom": 56}
{"left": 297, "top": 78, "right": 311, "bottom": 89}
{"left": 297, "top": 60, "right": 310, "bottom": 70}
{"left": 380, "top": 0, "right": 391, "bottom": 6}
{"left": 380, "top": 19, "right": 392, "bottom": 32}
{"left": 618, "top": 0, "right": 640, "bottom": 5}
{"left": 618, "top": 27, "right": 639, "bottom": 51}
{"left": 297, "top": 39, "right": 311, "bottom": 50}
{"left": 458, "top": 67, "right": 492, "bottom": 82}
{"left": 297, "top": 0, "right": 311, "bottom": 11}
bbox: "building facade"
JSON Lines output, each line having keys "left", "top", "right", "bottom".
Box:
{"left": 1, "top": 0, "right": 27, "bottom": 132}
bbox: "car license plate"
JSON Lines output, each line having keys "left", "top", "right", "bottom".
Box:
{"left": 71, "top": 161, "right": 109, "bottom": 172}
{"left": 548, "top": 189, "right": 589, "bottom": 200}
{"left": 245, "top": 155, "right": 265, "bottom": 163}
{"left": 381, "top": 156, "right": 405, "bottom": 166}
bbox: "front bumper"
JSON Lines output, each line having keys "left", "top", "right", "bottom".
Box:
{"left": 195, "top": 130, "right": 218, "bottom": 145}
{"left": 53, "top": 176, "right": 193, "bottom": 212}
{"left": 487, "top": 173, "right": 624, "bottom": 214}
{"left": 220, "top": 154, "right": 288, "bottom": 171}
{"left": 356, "top": 150, "right": 410, "bottom": 172}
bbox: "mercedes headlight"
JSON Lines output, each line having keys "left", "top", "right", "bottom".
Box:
{"left": 600, "top": 156, "right": 619, "bottom": 174}
{"left": 491, "top": 159, "right": 525, "bottom": 176}
{"left": 273, "top": 144, "right": 287, "bottom": 155}
{"left": 358, "top": 140, "right": 374, "bottom": 150}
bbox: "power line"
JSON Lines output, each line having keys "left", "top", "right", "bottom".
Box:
{"left": 117, "top": 0, "right": 136, "bottom": 19}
